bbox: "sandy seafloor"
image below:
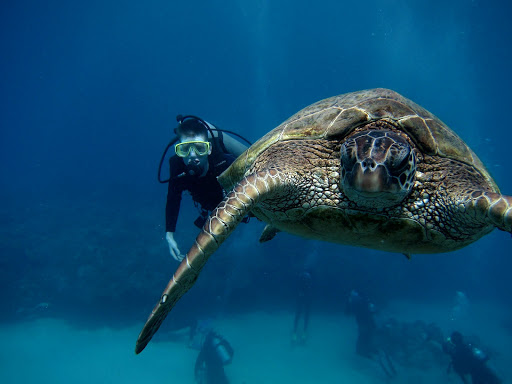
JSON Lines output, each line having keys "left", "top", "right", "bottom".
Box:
{"left": 1, "top": 300, "right": 510, "bottom": 384}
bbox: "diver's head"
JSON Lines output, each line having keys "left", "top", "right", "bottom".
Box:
{"left": 175, "top": 121, "right": 211, "bottom": 177}
{"left": 299, "top": 271, "right": 312, "bottom": 289}
{"left": 176, "top": 133, "right": 211, "bottom": 176}
{"left": 348, "top": 289, "right": 360, "bottom": 304}
{"left": 204, "top": 330, "right": 218, "bottom": 344}
{"left": 450, "top": 331, "right": 464, "bottom": 346}
{"left": 176, "top": 117, "right": 208, "bottom": 138}
{"left": 175, "top": 117, "right": 212, "bottom": 177}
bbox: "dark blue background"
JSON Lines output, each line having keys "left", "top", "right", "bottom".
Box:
{"left": 1, "top": 0, "right": 511, "bottom": 327}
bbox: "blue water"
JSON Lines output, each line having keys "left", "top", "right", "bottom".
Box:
{"left": 1, "top": 1, "right": 511, "bottom": 383}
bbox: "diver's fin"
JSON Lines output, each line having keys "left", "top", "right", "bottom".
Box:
{"left": 259, "top": 224, "right": 281, "bottom": 243}
{"left": 466, "top": 191, "right": 512, "bottom": 233}
{"left": 378, "top": 350, "right": 397, "bottom": 378}
{"left": 135, "top": 169, "right": 284, "bottom": 354}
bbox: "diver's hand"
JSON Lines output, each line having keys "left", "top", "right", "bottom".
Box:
{"left": 166, "top": 232, "right": 184, "bottom": 262}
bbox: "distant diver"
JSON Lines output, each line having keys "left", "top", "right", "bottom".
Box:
{"left": 195, "top": 330, "right": 234, "bottom": 384}
{"left": 443, "top": 331, "right": 502, "bottom": 384}
{"left": 292, "top": 270, "right": 312, "bottom": 345}
{"left": 346, "top": 290, "right": 396, "bottom": 378}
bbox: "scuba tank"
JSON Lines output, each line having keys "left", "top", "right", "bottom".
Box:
{"left": 157, "top": 115, "right": 252, "bottom": 184}
{"left": 212, "top": 334, "right": 233, "bottom": 365}
{"left": 471, "top": 346, "right": 489, "bottom": 362}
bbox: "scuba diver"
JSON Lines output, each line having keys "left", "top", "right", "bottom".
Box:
{"left": 292, "top": 270, "right": 313, "bottom": 345}
{"left": 158, "top": 115, "right": 250, "bottom": 261}
{"left": 188, "top": 318, "right": 214, "bottom": 350}
{"left": 346, "top": 290, "right": 397, "bottom": 378}
{"left": 346, "top": 290, "right": 378, "bottom": 358}
{"left": 195, "top": 330, "right": 234, "bottom": 384}
{"left": 442, "top": 331, "right": 502, "bottom": 384}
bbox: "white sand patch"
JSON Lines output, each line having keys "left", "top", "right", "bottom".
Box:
{"left": 0, "top": 318, "right": 196, "bottom": 383}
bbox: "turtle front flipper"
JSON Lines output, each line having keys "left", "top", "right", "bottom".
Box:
{"left": 466, "top": 191, "right": 512, "bottom": 233}
{"left": 135, "top": 169, "right": 284, "bottom": 354}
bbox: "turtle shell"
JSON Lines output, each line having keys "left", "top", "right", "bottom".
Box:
{"left": 219, "top": 88, "right": 496, "bottom": 191}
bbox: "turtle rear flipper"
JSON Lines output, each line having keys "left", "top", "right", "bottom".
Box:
{"left": 466, "top": 191, "right": 512, "bottom": 233}
{"left": 135, "top": 169, "right": 284, "bottom": 354}
{"left": 259, "top": 224, "right": 281, "bottom": 243}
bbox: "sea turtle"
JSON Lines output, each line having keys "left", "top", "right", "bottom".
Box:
{"left": 136, "top": 88, "right": 512, "bottom": 353}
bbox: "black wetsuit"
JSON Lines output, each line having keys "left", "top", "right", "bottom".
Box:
{"left": 444, "top": 339, "right": 502, "bottom": 384}
{"left": 165, "top": 152, "right": 235, "bottom": 233}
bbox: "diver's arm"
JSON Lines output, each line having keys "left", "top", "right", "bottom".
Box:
{"left": 166, "top": 232, "right": 183, "bottom": 262}
{"left": 166, "top": 159, "right": 184, "bottom": 261}
{"left": 166, "top": 167, "right": 182, "bottom": 234}
{"left": 166, "top": 195, "right": 183, "bottom": 261}
{"left": 220, "top": 339, "right": 234, "bottom": 364}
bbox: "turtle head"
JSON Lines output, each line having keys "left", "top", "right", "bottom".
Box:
{"left": 339, "top": 129, "right": 416, "bottom": 208}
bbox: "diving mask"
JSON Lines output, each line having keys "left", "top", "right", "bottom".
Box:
{"left": 175, "top": 141, "right": 210, "bottom": 157}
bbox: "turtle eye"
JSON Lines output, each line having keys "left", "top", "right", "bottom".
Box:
{"left": 340, "top": 138, "right": 358, "bottom": 169}
{"left": 394, "top": 145, "right": 413, "bottom": 171}
{"left": 396, "top": 150, "right": 416, "bottom": 189}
